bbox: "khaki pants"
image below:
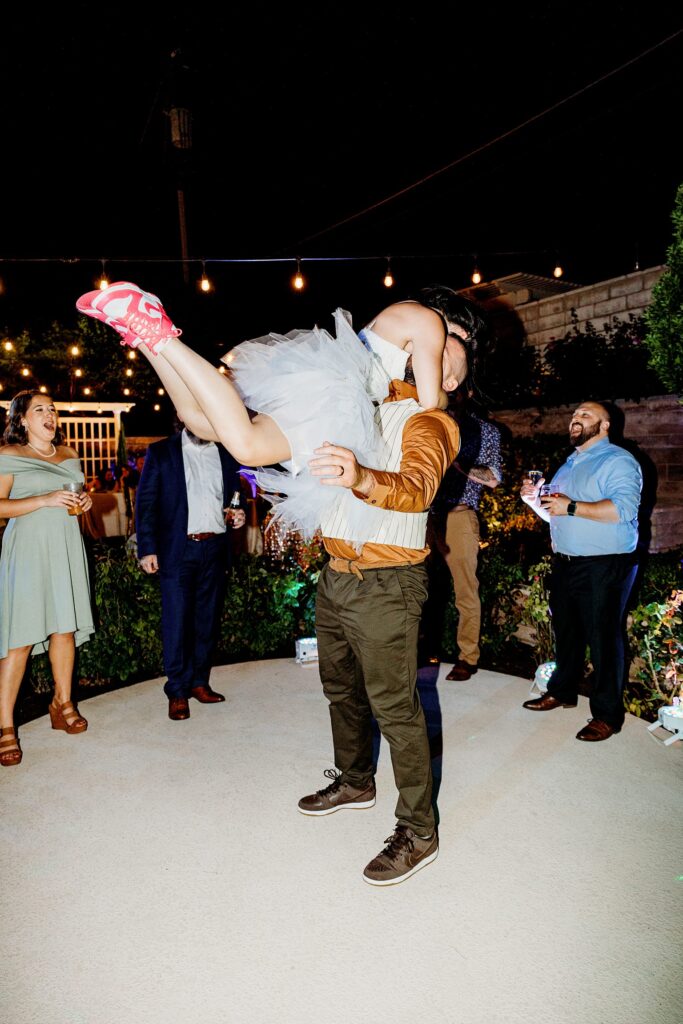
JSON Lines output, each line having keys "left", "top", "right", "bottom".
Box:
{"left": 443, "top": 507, "right": 481, "bottom": 665}
{"left": 315, "top": 562, "right": 434, "bottom": 835}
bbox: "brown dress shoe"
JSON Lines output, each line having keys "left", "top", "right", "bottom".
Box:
{"left": 446, "top": 661, "right": 478, "bottom": 681}
{"left": 190, "top": 685, "right": 225, "bottom": 704}
{"left": 168, "top": 696, "right": 190, "bottom": 720}
{"left": 522, "top": 693, "right": 578, "bottom": 711}
{"left": 576, "top": 719, "right": 620, "bottom": 741}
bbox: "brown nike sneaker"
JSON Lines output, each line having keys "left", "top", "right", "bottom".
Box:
{"left": 298, "top": 768, "right": 376, "bottom": 816}
{"left": 363, "top": 826, "right": 439, "bottom": 886}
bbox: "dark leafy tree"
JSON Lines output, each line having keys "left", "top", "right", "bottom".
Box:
{"left": 644, "top": 182, "right": 683, "bottom": 395}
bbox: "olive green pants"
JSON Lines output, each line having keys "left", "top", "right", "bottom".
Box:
{"left": 315, "top": 562, "right": 434, "bottom": 835}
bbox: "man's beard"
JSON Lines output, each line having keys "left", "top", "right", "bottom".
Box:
{"left": 569, "top": 421, "right": 601, "bottom": 447}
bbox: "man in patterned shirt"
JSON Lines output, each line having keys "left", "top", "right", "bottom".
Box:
{"left": 428, "top": 391, "right": 502, "bottom": 680}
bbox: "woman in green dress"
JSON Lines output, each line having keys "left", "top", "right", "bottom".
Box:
{"left": 0, "top": 390, "right": 95, "bottom": 766}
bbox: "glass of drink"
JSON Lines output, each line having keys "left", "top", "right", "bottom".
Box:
{"left": 539, "top": 484, "right": 552, "bottom": 498}
{"left": 526, "top": 469, "right": 543, "bottom": 486}
{"left": 62, "top": 481, "right": 84, "bottom": 515}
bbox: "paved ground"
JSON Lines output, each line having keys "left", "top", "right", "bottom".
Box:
{"left": 2, "top": 659, "right": 682, "bottom": 1024}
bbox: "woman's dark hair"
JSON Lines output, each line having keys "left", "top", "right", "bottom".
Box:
{"left": 414, "top": 284, "right": 490, "bottom": 398}
{"left": 2, "top": 390, "right": 64, "bottom": 446}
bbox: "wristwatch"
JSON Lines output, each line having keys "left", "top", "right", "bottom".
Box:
{"left": 567, "top": 500, "right": 577, "bottom": 516}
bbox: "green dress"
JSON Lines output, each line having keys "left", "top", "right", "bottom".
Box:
{"left": 0, "top": 454, "right": 95, "bottom": 658}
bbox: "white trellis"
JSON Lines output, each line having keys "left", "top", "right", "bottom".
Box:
{"left": 0, "top": 400, "right": 134, "bottom": 485}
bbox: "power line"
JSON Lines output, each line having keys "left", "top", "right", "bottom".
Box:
{"left": 293, "top": 28, "right": 683, "bottom": 248}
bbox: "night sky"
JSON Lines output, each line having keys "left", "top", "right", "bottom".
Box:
{"left": 1, "top": 4, "right": 681, "bottom": 365}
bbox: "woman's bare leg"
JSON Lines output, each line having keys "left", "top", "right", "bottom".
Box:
{"left": 48, "top": 632, "right": 86, "bottom": 728}
{"left": 0, "top": 646, "right": 31, "bottom": 730}
{"left": 142, "top": 340, "right": 291, "bottom": 466}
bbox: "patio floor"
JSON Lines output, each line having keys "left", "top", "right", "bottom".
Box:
{"left": 2, "top": 659, "right": 682, "bottom": 1024}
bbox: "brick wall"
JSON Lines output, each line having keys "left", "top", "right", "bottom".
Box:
{"left": 516, "top": 266, "right": 665, "bottom": 350}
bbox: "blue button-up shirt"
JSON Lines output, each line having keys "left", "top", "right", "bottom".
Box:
{"left": 549, "top": 438, "right": 642, "bottom": 555}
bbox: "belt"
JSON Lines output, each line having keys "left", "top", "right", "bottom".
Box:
{"left": 187, "top": 532, "right": 222, "bottom": 542}
{"left": 554, "top": 551, "right": 630, "bottom": 562}
{"left": 328, "top": 557, "right": 417, "bottom": 580}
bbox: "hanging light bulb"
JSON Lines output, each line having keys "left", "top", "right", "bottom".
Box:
{"left": 292, "top": 258, "right": 305, "bottom": 291}
{"left": 383, "top": 258, "right": 394, "bottom": 288}
{"left": 553, "top": 260, "right": 563, "bottom": 279}
{"left": 199, "top": 260, "right": 212, "bottom": 293}
{"left": 471, "top": 257, "right": 482, "bottom": 286}
{"left": 99, "top": 260, "right": 109, "bottom": 290}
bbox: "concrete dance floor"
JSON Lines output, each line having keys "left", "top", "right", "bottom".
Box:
{"left": 2, "top": 659, "right": 682, "bottom": 1024}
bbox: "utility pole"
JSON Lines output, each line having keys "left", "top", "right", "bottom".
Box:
{"left": 169, "top": 105, "right": 192, "bottom": 284}
{"left": 167, "top": 50, "right": 193, "bottom": 286}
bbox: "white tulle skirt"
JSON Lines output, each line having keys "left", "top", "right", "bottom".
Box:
{"left": 225, "top": 310, "right": 392, "bottom": 545}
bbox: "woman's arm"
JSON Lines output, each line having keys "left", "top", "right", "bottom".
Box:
{"left": 371, "top": 303, "right": 447, "bottom": 409}
{"left": 0, "top": 473, "right": 80, "bottom": 518}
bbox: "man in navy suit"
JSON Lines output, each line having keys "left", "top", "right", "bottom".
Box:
{"left": 135, "top": 418, "right": 245, "bottom": 720}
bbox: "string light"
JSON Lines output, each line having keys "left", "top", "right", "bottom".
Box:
{"left": 123, "top": 388, "right": 131, "bottom": 396}
{"left": 39, "top": 385, "right": 47, "bottom": 393}
{"left": 98, "top": 260, "right": 109, "bottom": 290}
{"left": 199, "top": 260, "right": 212, "bottom": 293}
{"left": 70, "top": 345, "right": 80, "bottom": 357}
{"left": 21, "top": 367, "right": 30, "bottom": 377}
{"left": 128, "top": 350, "right": 136, "bottom": 360}
{"left": 292, "top": 258, "right": 305, "bottom": 291}
{"left": 125, "top": 368, "right": 133, "bottom": 377}
{"left": 157, "top": 387, "right": 165, "bottom": 396}
{"left": 83, "top": 387, "right": 91, "bottom": 395}
{"left": 383, "top": 258, "right": 394, "bottom": 288}
{"left": 74, "top": 368, "right": 83, "bottom": 378}
{"left": 153, "top": 403, "right": 161, "bottom": 411}
{"left": 3, "top": 341, "right": 13, "bottom": 352}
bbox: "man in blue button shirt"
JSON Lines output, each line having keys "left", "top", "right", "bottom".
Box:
{"left": 520, "top": 401, "right": 642, "bottom": 741}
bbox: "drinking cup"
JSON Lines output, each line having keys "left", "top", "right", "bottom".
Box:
{"left": 63, "top": 481, "right": 84, "bottom": 515}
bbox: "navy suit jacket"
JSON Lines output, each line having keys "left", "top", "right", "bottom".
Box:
{"left": 135, "top": 432, "right": 241, "bottom": 570}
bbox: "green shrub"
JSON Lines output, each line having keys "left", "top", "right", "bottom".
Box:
{"left": 23, "top": 538, "right": 681, "bottom": 725}
{"left": 644, "top": 182, "right": 683, "bottom": 395}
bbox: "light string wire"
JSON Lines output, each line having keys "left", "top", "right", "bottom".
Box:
{"left": 293, "top": 28, "right": 683, "bottom": 247}
{"left": 0, "top": 31, "right": 679, "bottom": 274}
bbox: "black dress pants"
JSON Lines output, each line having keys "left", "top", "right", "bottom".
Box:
{"left": 546, "top": 552, "right": 638, "bottom": 727}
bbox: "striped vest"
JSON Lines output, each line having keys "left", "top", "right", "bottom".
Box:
{"left": 320, "top": 398, "right": 429, "bottom": 548}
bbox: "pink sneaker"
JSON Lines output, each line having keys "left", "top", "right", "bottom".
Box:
{"left": 76, "top": 282, "right": 181, "bottom": 355}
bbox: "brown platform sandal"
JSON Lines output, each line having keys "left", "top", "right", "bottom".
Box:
{"left": 0, "top": 727, "right": 23, "bottom": 766}
{"left": 49, "top": 698, "right": 88, "bottom": 734}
